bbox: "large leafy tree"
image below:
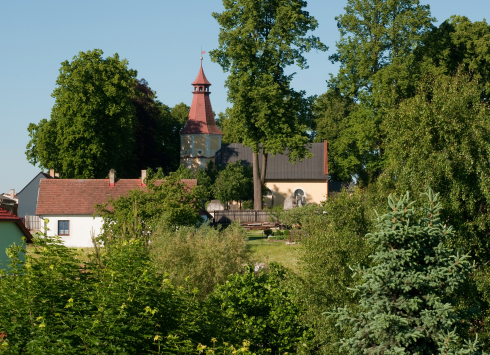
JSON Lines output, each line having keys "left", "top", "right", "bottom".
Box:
{"left": 327, "top": 0, "right": 433, "bottom": 183}
{"left": 210, "top": 0, "right": 326, "bottom": 209}
{"left": 335, "top": 191, "right": 484, "bottom": 354}
{"left": 26, "top": 49, "right": 138, "bottom": 178}
{"left": 415, "top": 16, "right": 490, "bottom": 101}
{"left": 383, "top": 71, "right": 490, "bottom": 264}
{"left": 312, "top": 89, "right": 355, "bottom": 181}
{"left": 132, "top": 79, "right": 182, "bottom": 173}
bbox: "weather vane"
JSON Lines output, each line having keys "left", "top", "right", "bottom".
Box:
{"left": 200, "top": 45, "right": 206, "bottom": 62}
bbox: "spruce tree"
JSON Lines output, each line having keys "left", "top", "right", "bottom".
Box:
{"left": 334, "top": 190, "right": 485, "bottom": 354}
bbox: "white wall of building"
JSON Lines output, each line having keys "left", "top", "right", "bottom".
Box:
{"left": 40, "top": 215, "right": 104, "bottom": 248}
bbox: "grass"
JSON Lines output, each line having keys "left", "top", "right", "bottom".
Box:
{"left": 246, "top": 230, "right": 303, "bottom": 273}
{"left": 26, "top": 229, "right": 303, "bottom": 273}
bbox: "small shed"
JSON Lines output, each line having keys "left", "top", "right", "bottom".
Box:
{"left": 0, "top": 208, "right": 33, "bottom": 270}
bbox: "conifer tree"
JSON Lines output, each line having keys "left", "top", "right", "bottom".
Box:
{"left": 334, "top": 190, "right": 485, "bottom": 354}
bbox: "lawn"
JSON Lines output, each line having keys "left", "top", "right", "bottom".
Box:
{"left": 26, "top": 230, "right": 304, "bottom": 272}
{"left": 246, "top": 230, "right": 303, "bottom": 273}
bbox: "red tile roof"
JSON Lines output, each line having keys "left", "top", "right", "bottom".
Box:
{"left": 181, "top": 63, "right": 222, "bottom": 135}
{"left": 0, "top": 208, "right": 33, "bottom": 243}
{"left": 191, "top": 64, "right": 211, "bottom": 86}
{"left": 36, "top": 179, "right": 197, "bottom": 216}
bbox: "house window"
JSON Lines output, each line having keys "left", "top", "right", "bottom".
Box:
{"left": 183, "top": 149, "right": 188, "bottom": 156}
{"left": 197, "top": 149, "right": 203, "bottom": 156}
{"left": 58, "top": 220, "right": 69, "bottom": 236}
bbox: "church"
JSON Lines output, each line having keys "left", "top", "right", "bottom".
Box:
{"left": 180, "top": 59, "right": 338, "bottom": 207}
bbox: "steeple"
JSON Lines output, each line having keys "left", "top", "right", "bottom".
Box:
{"left": 180, "top": 60, "right": 223, "bottom": 171}
{"left": 180, "top": 62, "right": 221, "bottom": 135}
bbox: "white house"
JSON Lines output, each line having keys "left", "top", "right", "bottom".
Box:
{"left": 36, "top": 170, "right": 198, "bottom": 248}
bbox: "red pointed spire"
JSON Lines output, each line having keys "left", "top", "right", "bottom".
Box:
{"left": 180, "top": 62, "right": 222, "bottom": 135}
{"left": 192, "top": 62, "right": 211, "bottom": 86}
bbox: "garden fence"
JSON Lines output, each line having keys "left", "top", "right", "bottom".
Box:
{"left": 213, "top": 210, "right": 273, "bottom": 224}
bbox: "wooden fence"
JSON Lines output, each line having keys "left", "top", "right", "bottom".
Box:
{"left": 213, "top": 210, "right": 273, "bottom": 224}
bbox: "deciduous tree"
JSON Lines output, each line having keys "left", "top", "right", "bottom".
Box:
{"left": 210, "top": 0, "right": 326, "bottom": 209}
{"left": 26, "top": 49, "right": 138, "bottom": 178}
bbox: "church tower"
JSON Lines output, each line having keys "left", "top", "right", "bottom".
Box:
{"left": 180, "top": 59, "right": 222, "bottom": 171}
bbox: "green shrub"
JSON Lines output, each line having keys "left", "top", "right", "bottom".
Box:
{"left": 150, "top": 222, "right": 250, "bottom": 297}
{"left": 274, "top": 230, "right": 282, "bottom": 236}
{"left": 0, "top": 227, "right": 186, "bottom": 354}
{"left": 205, "top": 263, "right": 311, "bottom": 355}
{"left": 242, "top": 200, "right": 253, "bottom": 210}
{"left": 264, "top": 229, "right": 273, "bottom": 237}
{"left": 295, "top": 189, "right": 376, "bottom": 354}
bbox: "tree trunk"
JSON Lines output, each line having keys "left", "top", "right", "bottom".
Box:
{"left": 253, "top": 152, "right": 262, "bottom": 210}
{"left": 260, "top": 151, "right": 268, "bottom": 186}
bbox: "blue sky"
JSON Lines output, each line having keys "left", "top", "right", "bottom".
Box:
{"left": 0, "top": 0, "right": 488, "bottom": 194}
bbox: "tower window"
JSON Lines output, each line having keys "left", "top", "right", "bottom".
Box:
{"left": 199, "top": 87, "right": 203, "bottom": 91}
{"left": 194, "top": 87, "right": 197, "bottom": 91}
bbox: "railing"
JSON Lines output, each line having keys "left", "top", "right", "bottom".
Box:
{"left": 213, "top": 210, "right": 273, "bottom": 224}
{"left": 23, "top": 215, "right": 42, "bottom": 231}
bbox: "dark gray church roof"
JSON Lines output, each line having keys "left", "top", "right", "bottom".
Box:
{"left": 215, "top": 143, "right": 328, "bottom": 180}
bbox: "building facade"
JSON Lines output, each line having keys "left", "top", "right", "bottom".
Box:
{"left": 180, "top": 59, "right": 222, "bottom": 171}
{"left": 215, "top": 142, "right": 342, "bottom": 207}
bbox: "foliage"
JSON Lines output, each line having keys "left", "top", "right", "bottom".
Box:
{"left": 263, "top": 229, "right": 273, "bottom": 237}
{"left": 334, "top": 191, "right": 485, "bottom": 354}
{"left": 383, "top": 71, "right": 490, "bottom": 264}
{"left": 214, "top": 161, "right": 253, "bottom": 206}
{"left": 312, "top": 89, "right": 355, "bottom": 181}
{"left": 0, "top": 228, "right": 187, "bottom": 354}
{"left": 132, "top": 79, "right": 182, "bottom": 173}
{"left": 150, "top": 222, "right": 250, "bottom": 297}
{"left": 97, "top": 171, "right": 203, "bottom": 241}
{"left": 170, "top": 102, "right": 190, "bottom": 126}
{"left": 215, "top": 109, "right": 241, "bottom": 144}
{"left": 210, "top": 0, "right": 326, "bottom": 209}
{"left": 279, "top": 204, "right": 324, "bottom": 229}
{"left": 416, "top": 16, "right": 490, "bottom": 101}
{"left": 242, "top": 200, "right": 253, "bottom": 210}
{"left": 206, "top": 263, "right": 311, "bottom": 355}
{"left": 326, "top": 0, "right": 434, "bottom": 183}
{"left": 26, "top": 49, "right": 138, "bottom": 178}
{"left": 296, "top": 189, "right": 375, "bottom": 354}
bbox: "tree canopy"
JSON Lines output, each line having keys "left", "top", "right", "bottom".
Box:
{"left": 210, "top": 0, "right": 326, "bottom": 209}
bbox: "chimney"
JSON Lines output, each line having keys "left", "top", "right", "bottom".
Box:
{"left": 49, "top": 169, "right": 55, "bottom": 178}
{"left": 55, "top": 173, "right": 59, "bottom": 178}
{"left": 109, "top": 169, "right": 115, "bottom": 186}
{"left": 141, "top": 170, "right": 147, "bottom": 186}
{"left": 323, "top": 140, "right": 329, "bottom": 175}
{"left": 9, "top": 189, "right": 14, "bottom": 199}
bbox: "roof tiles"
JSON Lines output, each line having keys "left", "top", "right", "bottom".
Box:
{"left": 36, "top": 179, "right": 197, "bottom": 216}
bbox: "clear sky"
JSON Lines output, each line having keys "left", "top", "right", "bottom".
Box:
{"left": 0, "top": 0, "right": 488, "bottom": 194}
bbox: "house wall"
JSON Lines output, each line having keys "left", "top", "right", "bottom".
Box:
{"left": 264, "top": 180, "right": 328, "bottom": 207}
{"left": 41, "top": 215, "right": 104, "bottom": 248}
{"left": 18, "top": 173, "right": 47, "bottom": 218}
{"left": 0, "top": 221, "right": 27, "bottom": 270}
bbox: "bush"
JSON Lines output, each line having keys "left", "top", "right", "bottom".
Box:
{"left": 205, "top": 263, "right": 311, "bottom": 355}
{"left": 264, "top": 229, "right": 273, "bottom": 237}
{"left": 0, "top": 228, "right": 186, "bottom": 354}
{"left": 242, "top": 200, "right": 253, "bottom": 210}
{"left": 150, "top": 222, "right": 250, "bottom": 296}
{"left": 279, "top": 204, "right": 324, "bottom": 229}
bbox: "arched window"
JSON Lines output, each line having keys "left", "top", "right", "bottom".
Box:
{"left": 293, "top": 188, "right": 306, "bottom": 206}
{"left": 197, "top": 149, "right": 203, "bottom": 156}
{"left": 199, "top": 87, "right": 203, "bottom": 91}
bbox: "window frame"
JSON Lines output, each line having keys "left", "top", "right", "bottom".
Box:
{"left": 58, "top": 220, "right": 70, "bottom": 236}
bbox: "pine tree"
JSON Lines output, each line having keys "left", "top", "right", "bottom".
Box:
{"left": 334, "top": 190, "right": 485, "bottom": 354}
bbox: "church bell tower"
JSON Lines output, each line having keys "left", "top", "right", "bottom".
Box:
{"left": 180, "top": 58, "right": 222, "bottom": 171}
